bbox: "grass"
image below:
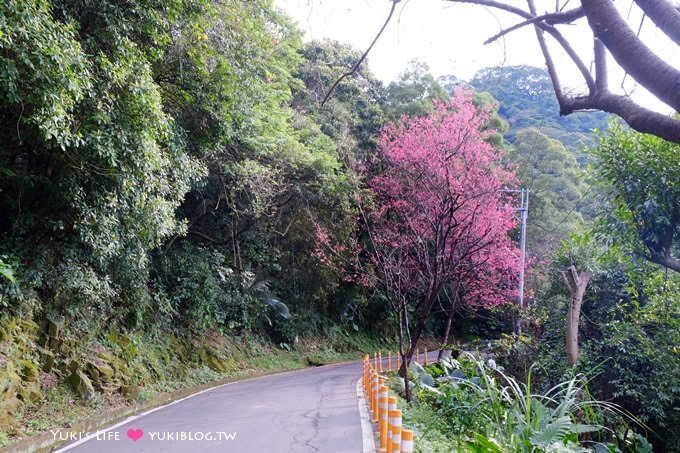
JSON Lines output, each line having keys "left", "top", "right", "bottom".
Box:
{"left": 16, "top": 384, "right": 113, "bottom": 436}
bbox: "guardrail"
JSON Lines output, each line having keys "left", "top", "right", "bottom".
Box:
{"left": 362, "top": 353, "right": 415, "bottom": 453}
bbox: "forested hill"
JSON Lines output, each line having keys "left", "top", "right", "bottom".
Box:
{"left": 440, "top": 65, "right": 610, "bottom": 153}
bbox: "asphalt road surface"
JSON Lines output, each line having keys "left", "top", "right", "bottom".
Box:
{"left": 50, "top": 361, "right": 371, "bottom": 453}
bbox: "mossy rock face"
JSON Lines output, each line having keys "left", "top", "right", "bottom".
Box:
{"left": 98, "top": 379, "right": 122, "bottom": 395}
{"left": 17, "top": 382, "right": 41, "bottom": 403}
{"left": 48, "top": 337, "right": 63, "bottom": 352}
{"left": 0, "top": 396, "right": 21, "bottom": 434}
{"left": 41, "top": 350, "right": 56, "bottom": 373}
{"left": 67, "top": 360, "right": 80, "bottom": 373}
{"left": 39, "top": 318, "right": 62, "bottom": 349}
{"left": 98, "top": 352, "right": 130, "bottom": 381}
{"left": 141, "top": 351, "right": 167, "bottom": 382}
{"left": 20, "top": 359, "right": 40, "bottom": 382}
{"left": 97, "top": 351, "right": 117, "bottom": 363}
{"left": 121, "top": 385, "right": 140, "bottom": 399}
{"left": 108, "top": 330, "right": 138, "bottom": 359}
{"left": 206, "top": 355, "right": 227, "bottom": 372}
{"left": 0, "top": 362, "right": 21, "bottom": 401}
{"left": 66, "top": 370, "right": 96, "bottom": 401}
{"left": 85, "top": 359, "right": 115, "bottom": 383}
{"left": 47, "top": 319, "right": 60, "bottom": 339}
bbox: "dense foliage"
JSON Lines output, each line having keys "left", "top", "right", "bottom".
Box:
{"left": 509, "top": 128, "right": 589, "bottom": 261}
{"left": 401, "top": 356, "right": 650, "bottom": 452}
{"left": 1, "top": 1, "right": 678, "bottom": 450}
{"left": 466, "top": 65, "right": 609, "bottom": 153}
{"left": 525, "top": 123, "right": 680, "bottom": 451}
{"left": 0, "top": 1, "right": 374, "bottom": 338}
{"left": 590, "top": 121, "right": 680, "bottom": 273}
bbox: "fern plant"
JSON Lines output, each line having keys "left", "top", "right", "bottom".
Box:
{"left": 240, "top": 273, "right": 290, "bottom": 327}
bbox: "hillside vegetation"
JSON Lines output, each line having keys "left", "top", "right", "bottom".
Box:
{"left": 1, "top": 1, "right": 679, "bottom": 451}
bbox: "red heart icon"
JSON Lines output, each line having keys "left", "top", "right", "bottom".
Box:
{"left": 127, "top": 428, "right": 144, "bottom": 442}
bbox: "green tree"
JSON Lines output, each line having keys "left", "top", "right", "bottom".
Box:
{"left": 469, "top": 65, "right": 608, "bottom": 152}
{"left": 591, "top": 121, "right": 680, "bottom": 273}
{"left": 382, "top": 59, "right": 449, "bottom": 121}
{"left": 0, "top": 0, "right": 201, "bottom": 322}
{"left": 293, "top": 39, "right": 385, "bottom": 159}
{"left": 540, "top": 241, "right": 680, "bottom": 451}
{"left": 158, "top": 10, "right": 368, "bottom": 335}
{"left": 509, "top": 128, "right": 588, "bottom": 261}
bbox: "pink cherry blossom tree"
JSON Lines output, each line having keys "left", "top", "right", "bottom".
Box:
{"left": 314, "top": 89, "right": 521, "bottom": 401}
{"left": 366, "top": 89, "right": 519, "bottom": 400}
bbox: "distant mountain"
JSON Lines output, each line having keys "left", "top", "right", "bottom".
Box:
{"left": 439, "top": 65, "right": 609, "bottom": 156}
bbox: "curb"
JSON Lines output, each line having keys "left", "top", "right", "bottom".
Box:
{"left": 356, "top": 379, "right": 376, "bottom": 453}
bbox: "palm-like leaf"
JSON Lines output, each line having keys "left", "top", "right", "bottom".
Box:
{"left": 241, "top": 275, "right": 290, "bottom": 324}
{"left": 530, "top": 415, "right": 573, "bottom": 449}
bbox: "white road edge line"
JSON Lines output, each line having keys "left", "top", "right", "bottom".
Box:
{"left": 356, "top": 378, "right": 376, "bottom": 453}
{"left": 51, "top": 367, "right": 311, "bottom": 452}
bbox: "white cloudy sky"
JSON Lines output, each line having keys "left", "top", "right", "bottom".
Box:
{"left": 275, "top": 0, "right": 545, "bottom": 82}
{"left": 275, "top": 0, "right": 678, "bottom": 113}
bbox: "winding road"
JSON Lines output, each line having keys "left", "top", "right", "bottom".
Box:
{"left": 50, "top": 361, "right": 373, "bottom": 453}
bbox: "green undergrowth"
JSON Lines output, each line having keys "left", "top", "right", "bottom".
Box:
{"left": 382, "top": 353, "right": 652, "bottom": 453}
{"left": 0, "top": 316, "right": 387, "bottom": 450}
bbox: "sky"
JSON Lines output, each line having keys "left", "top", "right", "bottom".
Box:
{"left": 275, "top": 0, "right": 678, "bottom": 113}
{"left": 275, "top": 0, "right": 545, "bottom": 82}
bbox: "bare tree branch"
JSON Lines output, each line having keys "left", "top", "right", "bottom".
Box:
{"left": 320, "top": 0, "right": 680, "bottom": 143}
{"left": 528, "top": 0, "right": 567, "bottom": 104}
{"left": 563, "top": 93, "right": 680, "bottom": 143}
{"left": 445, "top": 0, "right": 680, "bottom": 143}
{"left": 484, "top": 6, "right": 584, "bottom": 44}
{"left": 450, "top": 0, "right": 596, "bottom": 97}
{"left": 649, "top": 254, "right": 680, "bottom": 274}
{"left": 593, "top": 38, "right": 607, "bottom": 93}
{"left": 582, "top": 0, "right": 680, "bottom": 112}
{"left": 633, "top": 0, "right": 680, "bottom": 46}
{"left": 321, "top": 0, "right": 401, "bottom": 106}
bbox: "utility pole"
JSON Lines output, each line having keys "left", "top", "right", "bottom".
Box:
{"left": 517, "top": 189, "right": 529, "bottom": 313}
{"left": 501, "top": 189, "right": 529, "bottom": 335}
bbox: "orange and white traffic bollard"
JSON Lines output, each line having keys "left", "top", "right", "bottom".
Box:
{"left": 373, "top": 377, "right": 384, "bottom": 422}
{"left": 387, "top": 351, "right": 392, "bottom": 371}
{"left": 379, "top": 351, "right": 383, "bottom": 373}
{"left": 424, "top": 346, "right": 428, "bottom": 366}
{"left": 371, "top": 372, "right": 379, "bottom": 419}
{"left": 363, "top": 355, "right": 370, "bottom": 392}
{"left": 378, "top": 386, "right": 389, "bottom": 451}
{"left": 386, "top": 396, "right": 397, "bottom": 453}
{"left": 390, "top": 409, "right": 402, "bottom": 453}
{"left": 401, "top": 429, "right": 414, "bottom": 453}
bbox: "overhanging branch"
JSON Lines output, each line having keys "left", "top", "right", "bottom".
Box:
{"left": 633, "top": 0, "right": 680, "bottom": 46}
{"left": 484, "top": 7, "right": 585, "bottom": 44}
{"left": 321, "top": 0, "right": 401, "bottom": 106}
{"left": 582, "top": 0, "right": 680, "bottom": 112}
{"left": 562, "top": 93, "right": 680, "bottom": 143}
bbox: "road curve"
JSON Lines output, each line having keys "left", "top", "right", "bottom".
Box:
{"left": 50, "top": 360, "right": 370, "bottom": 453}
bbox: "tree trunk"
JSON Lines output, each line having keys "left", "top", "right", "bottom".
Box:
{"left": 399, "top": 351, "right": 411, "bottom": 403}
{"left": 439, "top": 309, "right": 455, "bottom": 361}
{"left": 395, "top": 306, "right": 412, "bottom": 403}
{"left": 562, "top": 265, "right": 591, "bottom": 367}
{"left": 438, "top": 287, "right": 460, "bottom": 360}
{"left": 405, "top": 316, "right": 427, "bottom": 364}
